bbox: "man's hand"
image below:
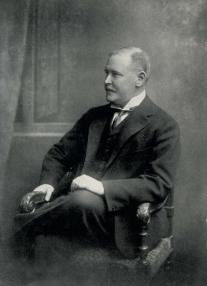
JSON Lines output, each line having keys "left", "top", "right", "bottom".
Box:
{"left": 33, "top": 184, "right": 55, "bottom": 202}
{"left": 71, "top": 174, "right": 104, "bottom": 196}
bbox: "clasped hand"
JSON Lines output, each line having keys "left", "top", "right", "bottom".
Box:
{"left": 32, "top": 175, "right": 104, "bottom": 203}
{"left": 71, "top": 174, "right": 104, "bottom": 196}
{"left": 33, "top": 184, "right": 55, "bottom": 201}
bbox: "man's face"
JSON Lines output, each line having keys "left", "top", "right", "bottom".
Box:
{"left": 104, "top": 53, "right": 138, "bottom": 107}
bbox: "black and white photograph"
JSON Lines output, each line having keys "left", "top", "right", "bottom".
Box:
{"left": 0, "top": 1, "right": 207, "bottom": 285}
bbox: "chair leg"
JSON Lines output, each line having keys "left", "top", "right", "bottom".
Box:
{"left": 138, "top": 224, "right": 149, "bottom": 259}
{"left": 164, "top": 252, "right": 173, "bottom": 271}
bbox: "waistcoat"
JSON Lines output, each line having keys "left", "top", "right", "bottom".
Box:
{"left": 81, "top": 116, "right": 125, "bottom": 179}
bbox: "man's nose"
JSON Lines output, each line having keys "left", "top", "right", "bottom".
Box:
{"left": 105, "top": 74, "right": 112, "bottom": 85}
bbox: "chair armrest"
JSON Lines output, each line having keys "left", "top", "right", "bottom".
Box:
{"left": 136, "top": 202, "right": 151, "bottom": 225}
{"left": 136, "top": 202, "right": 151, "bottom": 258}
{"left": 19, "top": 191, "right": 46, "bottom": 213}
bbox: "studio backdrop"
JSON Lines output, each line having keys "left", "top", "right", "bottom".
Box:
{"left": 0, "top": 0, "right": 207, "bottom": 278}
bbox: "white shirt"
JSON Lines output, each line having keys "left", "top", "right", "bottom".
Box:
{"left": 111, "top": 89, "right": 146, "bottom": 127}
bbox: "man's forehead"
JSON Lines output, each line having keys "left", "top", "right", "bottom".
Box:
{"left": 108, "top": 51, "right": 132, "bottom": 62}
{"left": 105, "top": 52, "right": 133, "bottom": 70}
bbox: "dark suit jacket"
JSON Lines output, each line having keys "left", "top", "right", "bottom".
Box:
{"left": 39, "top": 95, "right": 180, "bottom": 258}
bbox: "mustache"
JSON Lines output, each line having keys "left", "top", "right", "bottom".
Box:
{"left": 105, "top": 85, "right": 116, "bottom": 92}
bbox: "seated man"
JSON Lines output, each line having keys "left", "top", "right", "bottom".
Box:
{"left": 14, "top": 46, "right": 180, "bottom": 260}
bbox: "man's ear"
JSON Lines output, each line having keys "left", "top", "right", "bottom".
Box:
{"left": 135, "top": 71, "right": 147, "bottom": 87}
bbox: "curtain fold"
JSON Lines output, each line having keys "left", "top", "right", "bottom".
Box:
{"left": 0, "top": 0, "right": 31, "bottom": 238}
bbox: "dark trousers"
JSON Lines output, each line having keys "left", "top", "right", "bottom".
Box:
{"left": 13, "top": 190, "right": 115, "bottom": 259}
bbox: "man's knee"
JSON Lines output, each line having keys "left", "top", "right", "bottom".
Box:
{"left": 67, "top": 190, "right": 107, "bottom": 215}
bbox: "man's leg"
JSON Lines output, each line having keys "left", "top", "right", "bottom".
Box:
{"left": 13, "top": 190, "right": 114, "bottom": 259}
{"left": 59, "top": 190, "right": 114, "bottom": 247}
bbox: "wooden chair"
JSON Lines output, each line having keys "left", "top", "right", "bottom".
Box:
{"left": 137, "top": 194, "right": 174, "bottom": 274}
{"left": 18, "top": 188, "right": 174, "bottom": 284}
{"left": 60, "top": 193, "right": 174, "bottom": 285}
{"left": 107, "top": 192, "right": 174, "bottom": 283}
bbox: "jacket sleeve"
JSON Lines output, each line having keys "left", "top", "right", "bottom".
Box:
{"left": 103, "top": 118, "right": 180, "bottom": 212}
{"left": 39, "top": 112, "right": 90, "bottom": 189}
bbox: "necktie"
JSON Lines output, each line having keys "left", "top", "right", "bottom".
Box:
{"left": 110, "top": 108, "right": 133, "bottom": 129}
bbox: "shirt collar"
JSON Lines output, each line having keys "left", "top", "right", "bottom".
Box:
{"left": 110, "top": 89, "right": 146, "bottom": 111}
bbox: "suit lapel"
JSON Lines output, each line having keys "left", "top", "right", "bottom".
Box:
{"left": 83, "top": 96, "right": 155, "bottom": 173}
{"left": 83, "top": 106, "right": 112, "bottom": 167}
{"left": 104, "top": 95, "right": 155, "bottom": 170}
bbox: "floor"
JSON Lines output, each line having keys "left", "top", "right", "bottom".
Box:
{"left": 1, "top": 237, "right": 207, "bottom": 286}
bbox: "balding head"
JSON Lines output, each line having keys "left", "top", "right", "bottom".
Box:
{"left": 109, "top": 46, "right": 151, "bottom": 82}
{"left": 104, "top": 46, "right": 150, "bottom": 106}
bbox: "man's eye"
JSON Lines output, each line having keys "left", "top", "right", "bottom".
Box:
{"left": 112, "top": 72, "right": 119, "bottom": 77}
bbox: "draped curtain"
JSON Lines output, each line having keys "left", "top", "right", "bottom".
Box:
{"left": 0, "top": 0, "right": 31, "bottom": 238}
